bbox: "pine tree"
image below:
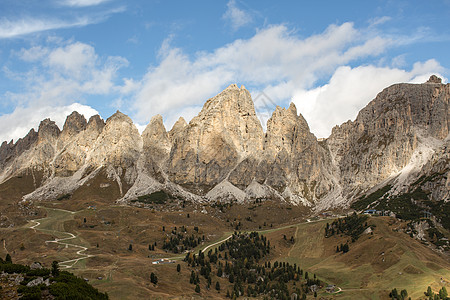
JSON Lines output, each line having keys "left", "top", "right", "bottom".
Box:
{"left": 426, "top": 286, "right": 433, "bottom": 297}
{"left": 177, "top": 264, "right": 181, "bottom": 272}
{"left": 390, "top": 288, "right": 399, "bottom": 299}
{"left": 150, "top": 272, "right": 158, "bottom": 284}
{"left": 195, "top": 284, "right": 200, "bottom": 293}
{"left": 128, "top": 244, "right": 132, "bottom": 251}
{"left": 5, "top": 254, "right": 12, "bottom": 263}
{"left": 51, "top": 261, "right": 59, "bottom": 276}
{"left": 215, "top": 281, "right": 220, "bottom": 291}
{"left": 190, "top": 271, "right": 195, "bottom": 284}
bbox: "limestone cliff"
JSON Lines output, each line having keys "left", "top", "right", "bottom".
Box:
{"left": 0, "top": 77, "right": 448, "bottom": 209}
{"left": 327, "top": 76, "right": 449, "bottom": 200}
{"left": 168, "top": 84, "right": 264, "bottom": 194}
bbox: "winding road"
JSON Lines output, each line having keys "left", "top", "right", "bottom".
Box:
{"left": 201, "top": 234, "right": 232, "bottom": 253}
{"left": 28, "top": 207, "right": 94, "bottom": 269}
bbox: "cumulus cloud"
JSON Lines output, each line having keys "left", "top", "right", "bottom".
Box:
{"left": 223, "top": 0, "right": 252, "bottom": 31}
{"left": 0, "top": 103, "right": 99, "bottom": 143}
{"left": 129, "top": 22, "right": 444, "bottom": 136}
{"left": 130, "top": 23, "right": 393, "bottom": 129}
{"left": 8, "top": 41, "right": 128, "bottom": 107}
{"left": 0, "top": 40, "right": 127, "bottom": 142}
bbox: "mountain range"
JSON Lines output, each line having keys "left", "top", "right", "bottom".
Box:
{"left": 0, "top": 75, "right": 448, "bottom": 213}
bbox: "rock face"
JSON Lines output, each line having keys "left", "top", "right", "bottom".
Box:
{"left": 89, "top": 111, "right": 142, "bottom": 192}
{"left": 0, "top": 76, "right": 448, "bottom": 209}
{"left": 327, "top": 77, "right": 449, "bottom": 199}
{"left": 168, "top": 84, "right": 264, "bottom": 194}
{"left": 141, "top": 114, "right": 171, "bottom": 183}
{"left": 227, "top": 103, "right": 335, "bottom": 204}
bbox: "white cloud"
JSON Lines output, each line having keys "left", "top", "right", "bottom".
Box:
{"left": 6, "top": 41, "right": 128, "bottom": 107}
{"left": 0, "top": 17, "right": 94, "bottom": 39}
{"left": 223, "top": 0, "right": 252, "bottom": 31}
{"left": 47, "top": 42, "right": 97, "bottom": 78}
{"left": 0, "top": 5, "right": 125, "bottom": 39}
{"left": 0, "top": 103, "right": 99, "bottom": 143}
{"left": 17, "top": 46, "right": 49, "bottom": 62}
{"left": 292, "top": 61, "right": 445, "bottom": 138}
{"left": 368, "top": 16, "right": 392, "bottom": 27}
{"left": 58, "top": 0, "right": 111, "bottom": 7}
{"left": 130, "top": 23, "right": 393, "bottom": 129}
{"left": 129, "top": 22, "right": 444, "bottom": 137}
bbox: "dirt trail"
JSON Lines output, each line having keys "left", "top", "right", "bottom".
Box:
{"left": 27, "top": 207, "right": 93, "bottom": 269}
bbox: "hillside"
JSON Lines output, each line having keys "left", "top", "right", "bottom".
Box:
{"left": 279, "top": 216, "right": 449, "bottom": 299}
{"left": 1, "top": 199, "right": 448, "bottom": 299}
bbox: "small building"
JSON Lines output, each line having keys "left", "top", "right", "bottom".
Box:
{"left": 326, "top": 285, "right": 336, "bottom": 293}
{"left": 364, "top": 209, "right": 377, "bottom": 215}
{"left": 152, "top": 258, "right": 175, "bottom": 265}
{"left": 309, "top": 285, "right": 318, "bottom": 293}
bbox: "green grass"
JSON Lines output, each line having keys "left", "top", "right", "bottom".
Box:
{"left": 351, "top": 185, "right": 391, "bottom": 211}
{"left": 273, "top": 218, "right": 449, "bottom": 299}
{"left": 27, "top": 207, "right": 91, "bottom": 268}
{"left": 131, "top": 191, "right": 172, "bottom": 205}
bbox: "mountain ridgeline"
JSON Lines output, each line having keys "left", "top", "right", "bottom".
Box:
{"left": 0, "top": 77, "right": 448, "bottom": 213}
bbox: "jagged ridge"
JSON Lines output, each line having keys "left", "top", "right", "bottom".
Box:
{"left": 0, "top": 77, "right": 448, "bottom": 210}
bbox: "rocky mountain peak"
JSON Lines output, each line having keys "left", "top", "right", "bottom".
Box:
{"left": 89, "top": 110, "right": 141, "bottom": 184}
{"left": 142, "top": 115, "right": 170, "bottom": 150}
{"left": 0, "top": 128, "right": 38, "bottom": 170}
{"left": 168, "top": 84, "right": 264, "bottom": 193}
{"left": 168, "top": 117, "right": 187, "bottom": 141}
{"left": 426, "top": 75, "right": 442, "bottom": 84}
{"left": 106, "top": 110, "right": 132, "bottom": 124}
{"left": 86, "top": 115, "right": 105, "bottom": 134}
{"left": 38, "top": 118, "right": 60, "bottom": 142}
{"left": 61, "top": 111, "right": 87, "bottom": 137}
{"left": 1, "top": 79, "right": 448, "bottom": 210}
{"left": 193, "top": 84, "right": 263, "bottom": 153}
{"left": 327, "top": 79, "right": 449, "bottom": 198}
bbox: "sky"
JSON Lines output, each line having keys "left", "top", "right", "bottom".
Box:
{"left": 0, "top": 0, "right": 449, "bottom": 143}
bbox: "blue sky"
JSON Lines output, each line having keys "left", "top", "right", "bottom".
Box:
{"left": 0, "top": 0, "right": 449, "bottom": 142}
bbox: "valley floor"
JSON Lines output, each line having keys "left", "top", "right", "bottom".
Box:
{"left": 0, "top": 200, "right": 449, "bottom": 299}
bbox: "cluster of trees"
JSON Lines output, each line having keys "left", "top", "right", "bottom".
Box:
{"left": 163, "top": 231, "right": 204, "bottom": 253}
{"left": 388, "top": 286, "right": 448, "bottom": 300}
{"left": 211, "top": 201, "right": 233, "bottom": 213}
{"left": 325, "top": 213, "right": 369, "bottom": 242}
{"left": 283, "top": 235, "right": 295, "bottom": 243}
{"left": 389, "top": 288, "right": 409, "bottom": 300}
{"left": 183, "top": 232, "right": 323, "bottom": 299}
{"left": 425, "top": 286, "right": 448, "bottom": 300}
{"left": 0, "top": 256, "right": 108, "bottom": 299}
{"left": 336, "top": 243, "right": 349, "bottom": 253}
